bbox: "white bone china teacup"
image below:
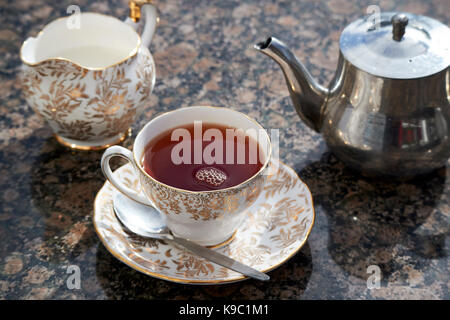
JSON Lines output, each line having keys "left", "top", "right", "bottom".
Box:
{"left": 101, "top": 106, "right": 272, "bottom": 246}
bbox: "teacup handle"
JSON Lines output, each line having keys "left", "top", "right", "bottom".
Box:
{"left": 126, "top": 0, "right": 158, "bottom": 48}
{"left": 101, "top": 146, "right": 153, "bottom": 207}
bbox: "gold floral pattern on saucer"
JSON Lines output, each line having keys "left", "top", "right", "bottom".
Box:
{"left": 93, "top": 160, "right": 315, "bottom": 284}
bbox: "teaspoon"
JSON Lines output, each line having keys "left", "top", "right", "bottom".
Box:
{"left": 112, "top": 192, "right": 270, "bottom": 281}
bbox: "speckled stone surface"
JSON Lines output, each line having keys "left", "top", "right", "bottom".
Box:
{"left": 0, "top": 0, "right": 449, "bottom": 299}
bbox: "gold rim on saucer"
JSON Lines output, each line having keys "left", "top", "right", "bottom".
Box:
{"left": 93, "top": 159, "right": 315, "bottom": 284}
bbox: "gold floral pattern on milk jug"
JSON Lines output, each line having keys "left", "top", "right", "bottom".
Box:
{"left": 20, "top": 1, "right": 158, "bottom": 150}
{"left": 21, "top": 52, "right": 155, "bottom": 148}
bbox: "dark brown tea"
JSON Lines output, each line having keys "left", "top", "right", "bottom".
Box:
{"left": 142, "top": 122, "right": 265, "bottom": 191}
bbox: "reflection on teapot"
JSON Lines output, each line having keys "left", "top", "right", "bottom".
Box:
{"left": 256, "top": 12, "right": 450, "bottom": 178}
{"left": 20, "top": 0, "right": 158, "bottom": 150}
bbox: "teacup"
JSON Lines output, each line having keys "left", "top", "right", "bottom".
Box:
{"left": 101, "top": 106, "right": 272, "bottom": 246}
{"left": 20, "top": 0, "right": 158, "bottom": 150}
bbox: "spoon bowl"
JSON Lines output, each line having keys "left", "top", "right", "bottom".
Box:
{"left": 113, "top": 192, "right": 170, "bottom": 240}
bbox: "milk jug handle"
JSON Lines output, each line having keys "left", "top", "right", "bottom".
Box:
{"left": 125, "top": 0, "right": 158, "bottom": 48}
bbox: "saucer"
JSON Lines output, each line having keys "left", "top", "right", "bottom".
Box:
{"left": 93, "top": 159, "right": 315, "bottom": 284}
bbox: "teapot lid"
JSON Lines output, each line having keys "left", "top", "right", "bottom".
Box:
{"left": 340, "top": 12, "right": 450, "bottom": 79}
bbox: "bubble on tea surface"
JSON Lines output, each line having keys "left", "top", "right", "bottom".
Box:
{"left": 194, "top": 167, "right": 228, "bottom": 188}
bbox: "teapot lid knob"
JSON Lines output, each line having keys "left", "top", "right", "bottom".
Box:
{"left": 391, "top": 14, "right": 409, "bottom": 41}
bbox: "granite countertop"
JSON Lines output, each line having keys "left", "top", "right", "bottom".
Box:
{"left": 0, "top": 0, "right": 449, "bottom": 299}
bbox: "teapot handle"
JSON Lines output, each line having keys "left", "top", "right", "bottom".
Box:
{"left": 125, "top": 0, "right": 158, "bottom": 48}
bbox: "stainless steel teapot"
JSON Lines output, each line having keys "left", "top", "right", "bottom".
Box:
{"left": 255, "top": 12, "right": 450, "bottom": 178}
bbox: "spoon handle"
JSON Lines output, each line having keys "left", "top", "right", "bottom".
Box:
{"left": 171, "top": 236, "right": 270, "bottom": 281}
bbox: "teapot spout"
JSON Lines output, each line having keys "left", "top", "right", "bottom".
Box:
{"left": 254, "top": 37, "right": 328, "bottom": 132}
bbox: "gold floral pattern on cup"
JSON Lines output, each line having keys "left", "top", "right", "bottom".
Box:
{"left": 141, "top": 169, "right": 266, "bottom": 221}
